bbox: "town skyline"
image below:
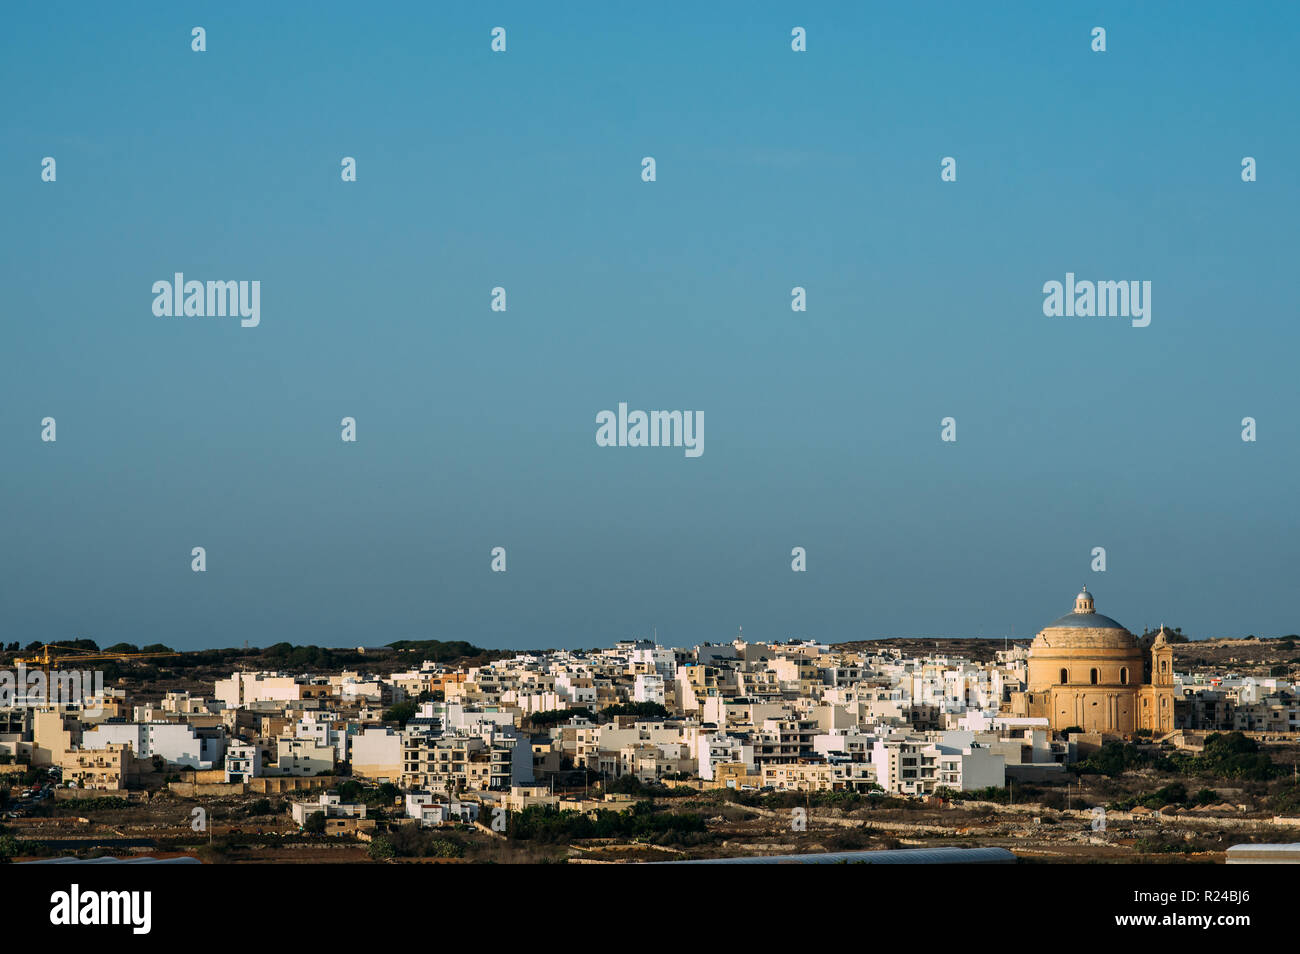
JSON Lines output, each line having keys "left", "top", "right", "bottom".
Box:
{"left": 4, "top": 582, "right": 1299, "bottom": 870}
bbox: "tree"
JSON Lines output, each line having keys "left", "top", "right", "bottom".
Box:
{"left": 600, "top": 702, "right": 671, "bottom": 720}
{"left": 385, "top": 639, "right": 492, "bottom": 662}
{"left": 383, "top": 701, "right": 418, "bottom": 727}
{"left": 1076, "top": 741, "right": 1145, "bottom": 777}
{"left": 0, "top": 834, "right": 20, "bottom": 860}
{"left": 303, "top": 811, "right": 326, "bottom": 834}
{"left": 335, "top": 780, "right": 364, "bottom": 804}
{"left": 368, "top": 836, "right": 395, "bottom": 860}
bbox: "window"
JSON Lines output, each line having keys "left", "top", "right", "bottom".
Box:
{"left": 1060, "top": 668, "right": 1069, "bottom": 684}
{"left": 1120, "top": 667, "right": 1128, "bottom": 685}
{"left": 1090, "top": 668, "right": 1099, "bottom": 685}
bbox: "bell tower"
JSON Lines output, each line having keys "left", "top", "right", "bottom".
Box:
{"left": 1150, "top": 625, "right": 1174, "bottom": 687}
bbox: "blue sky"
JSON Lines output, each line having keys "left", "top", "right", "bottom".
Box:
{"left": 2, "top": 2, "right": 1297, "bottom": 650}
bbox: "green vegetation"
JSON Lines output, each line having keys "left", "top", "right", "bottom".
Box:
{"left": 1075, "top": 733, "right": 1282, "bottom": 782}
{"left": 1108, "top": 782, "right": 1217, "bottom": 811}
{"left": 1140, "top": 626, "right": 1188, "bottom": 643}
{"left": 1268, "top": 783, "right": 1300, "bottom": 815}
{"left": 386, "top": 639, "right": 494, "bottom": 662}
{"left": 0, "top": 833, "right": 20, "bottom": 861}
{"left": 1165, "top": 733, "right": 1282, "bottom": 781}
{"left": 1074, "top": 741, "right": 1147, "bottom": 777}
{"left": 725, "top": 788, "right": 883, "bottom": 810}
{"left": 370, "top": 827, "right": 464, "bottom": 859}
{"left": 382, "top": 701, "right": 419, "bottom": 727}
{"left": 24, "top": 638, "right": 100, "bottom": 653}
{"left": 600, "top": 702, "right": 671, "bottom": 720}
{"left": 328, "top": 780, "right": 400, "bottom": 810}
{"left": 1133, "top": 833, "right": 1195, "bottom": 854}
{"left": 601, "top": 774, "right": 696, "bottom": 798}
{"left": 262, "top": 643, "right": 364, "bottom": 669}
{"left": 506, "top": 802, "right": 709, "bottom": 845}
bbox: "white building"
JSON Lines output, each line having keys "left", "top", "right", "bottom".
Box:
{"left": 82, "top": 721, "right": 225, "bottom": 770}
{"left": 214, "top": 672, "right": 305, "bottom": 708}
{"left": 270, "top": 737, "right": 334, "bottom": 776}
{"left": 871, "top": 736, "right": 1004, "bottom": 796}
{"left": 633, "top": 673, "right": 666, "bottom": 705}
{"left": 291, "top": 791, "right": 367, "bottom": 826}
{"left": 404, "top": 791, "right": 480, "bottom": 827}
{"left": 225, "top": 742, "right": 262, "bottom": 782}
{"left": 350, "top": 726, "right": 403, "bottom": 782}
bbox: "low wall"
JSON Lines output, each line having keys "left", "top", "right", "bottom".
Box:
{"left": 169, "top": 781, "right": 246, "bottom": 797}
{"left": 168, "top": 776, "right": 334, "bottom": 798}
{"left": 248, "top": 776, "right": 333, "bottom": 794}
{"left": 52, "top": 787, "right": 141, "bottom": 801}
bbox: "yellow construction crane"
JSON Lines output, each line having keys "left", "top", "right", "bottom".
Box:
{"left": 14, "top": 643, "right": 181, "bottom": 672}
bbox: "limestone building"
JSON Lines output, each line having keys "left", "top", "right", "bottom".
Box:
{"left": 1009, "top": 587, "right": 1175, "bottom": 736}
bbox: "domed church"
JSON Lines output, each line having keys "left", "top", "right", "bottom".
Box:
{"left": 1009, "top": 587, "right": 1176, "bottom": 736}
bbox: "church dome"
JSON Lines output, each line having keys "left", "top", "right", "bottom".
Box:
{"left": 1044, "top": 610, "right": 1129, "bottom": 631}
{"left": 1032, "top": 588, "right": 1135, "bottom": 649}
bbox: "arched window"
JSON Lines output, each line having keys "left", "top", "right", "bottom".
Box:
{"left": 1120, "top": 667, "right": 1128, "bottom": 685}
{"left": 1161, "top": 660, "right": 1168, "bottom": 673}
{"left": 1060, "top": 668, "right": 1068, "bottom": 684}
{"left": 1090, "top": 668, "right": 1099, "bottom": 685}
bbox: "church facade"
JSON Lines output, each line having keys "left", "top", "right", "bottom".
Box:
{"left": 1009, "top": 587, "right": 1176, "bottom": 736}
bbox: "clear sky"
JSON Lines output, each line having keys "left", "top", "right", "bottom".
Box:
{"left": 3, "top": 2, "right": 1297, "bottom": 650}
